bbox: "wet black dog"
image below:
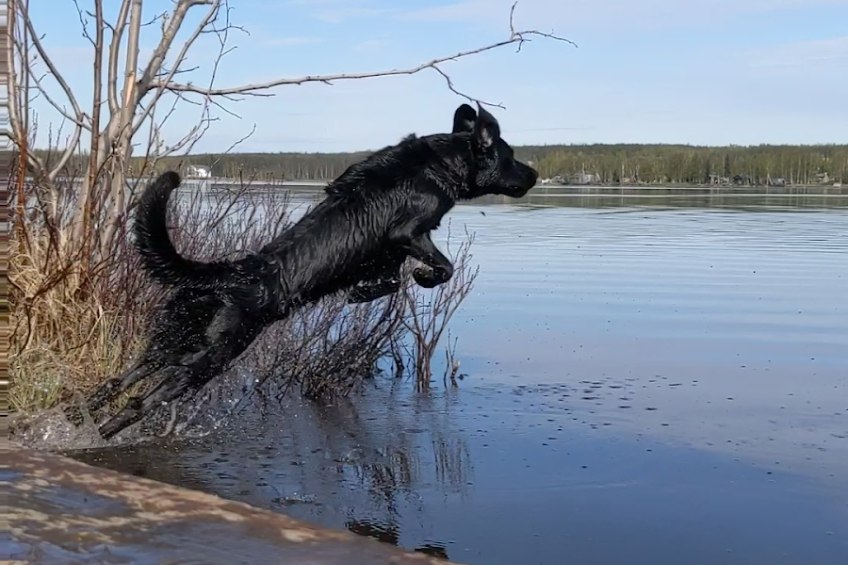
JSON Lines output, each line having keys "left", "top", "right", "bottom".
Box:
{"left": 87, "top": 103, "right": 538, "bottom": 439}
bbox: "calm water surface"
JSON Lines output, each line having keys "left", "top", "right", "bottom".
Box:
{"left": 73, "top": 188, "right": 848, "bottom": 564}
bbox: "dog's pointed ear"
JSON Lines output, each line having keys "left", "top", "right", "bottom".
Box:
{"left": 452, "top": 103, "right": 477, "bottom": 134}
{"left": 473, "top": 103, "right": 500, "bottom": 149}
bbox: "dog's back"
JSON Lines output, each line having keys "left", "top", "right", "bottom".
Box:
{"left": 260, "top": 136, "right": 453, "bottom": 304}
{"left": 261, "top": 195, "right": 396, "bottom": 303}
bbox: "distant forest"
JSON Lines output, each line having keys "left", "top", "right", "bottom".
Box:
{"left": 38, "top": 144, "right": 848, "bottom": 187}
{"left": 158, "top": 144, "right": 848, "bottom": 187}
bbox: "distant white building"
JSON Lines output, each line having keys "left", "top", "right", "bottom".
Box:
{"left": 570, "top": 171, "right": 600, "bottom": 185}
{"left": 186, "top": 165, "right": 211, "bottom": 178}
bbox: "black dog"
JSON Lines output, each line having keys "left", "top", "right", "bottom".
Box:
{"left": 86, "top": 103, "right": 538, "bottom": 439}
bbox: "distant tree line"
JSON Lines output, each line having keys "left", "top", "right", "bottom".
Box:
{"left": 518, "top": 144, "right": 848, "bottom": 186}
{"left": 162, "top": 151, "right": 372, "bottom": 181}
{"left": 177, "top": 144, "right": 848, "bottom": 186}
{"left": 36, "top": 144, "right": 848, "bottom": 186}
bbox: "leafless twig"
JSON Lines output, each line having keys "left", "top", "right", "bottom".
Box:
{"left": 148, "top": 1, "right": 576, "bottom": 109}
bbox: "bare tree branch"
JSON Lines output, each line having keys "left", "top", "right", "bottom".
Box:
{"left": 71, "top": 0, "right": 95, "bottom": 47}
{"left": 20, "top": 4, "right": 86, "bottom": 181}
{"left": 97, "top": 0, "right": 143, "bottom": 255}
{"left": 107, "top": 0, "right": 132, "bottom": 116}
{"left": 25, "top": 70, "right": 91, "bottom": 130}
{"left": 136, "top": 0, "right": 216, "bottom": 101}
{"left": 3, "top": 0, "right": 46, "bottom": 177}
{"left": 77, "top": 0, "right": 107, "bottom": 276}
{"left": 132, "top": 0, "right": 222, "bottom": 134}
{"left": 149, "top": 6, "right": 577, "bottom": 107}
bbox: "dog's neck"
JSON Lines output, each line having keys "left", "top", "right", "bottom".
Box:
{"left": 324, "top": 134, "right": 471, "bottom": 201}
{"left": 419, "top": 133, "right": 478, "bottom": 200}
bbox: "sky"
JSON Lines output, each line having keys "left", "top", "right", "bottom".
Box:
{"left": 26, "top": 0, "right": 848, "bottom": 152}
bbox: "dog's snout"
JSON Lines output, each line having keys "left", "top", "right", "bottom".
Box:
{"left": 521, "top": 163, "right": 539, "bottom": 186}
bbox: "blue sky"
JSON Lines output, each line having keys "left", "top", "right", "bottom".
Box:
{"left": 27, "top": 0, "right": 848, "bottom": 152}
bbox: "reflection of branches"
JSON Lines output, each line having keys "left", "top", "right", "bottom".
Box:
{"left": 433, "top": 437, "right": 472, "bottom": 491}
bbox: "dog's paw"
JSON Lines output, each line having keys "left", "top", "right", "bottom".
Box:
{"left": 413, "top": 261, "right": 454, "bottom": 288}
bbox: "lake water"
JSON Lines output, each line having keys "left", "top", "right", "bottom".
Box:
{"left": 72, "top": 186, "right": 848, "bottom": 564}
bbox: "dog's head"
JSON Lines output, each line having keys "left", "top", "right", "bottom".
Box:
{"left": 452, "top": 103, "right": 538, "bottom": 199}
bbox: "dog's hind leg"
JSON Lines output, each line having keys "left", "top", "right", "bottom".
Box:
{"left": 63, "top": 360, "right": 160, "bottom": 427}
{"left": 97, "top": 303, "right": 266, "bottom": 439}
{"left": 97, "top": 365, "right": 191, "bottom": 439}
{"left": 85, "top": 361, "right": 161, "bottom": 414}
{"left": 84, "top": 289, "right": 223, "bottom": 419}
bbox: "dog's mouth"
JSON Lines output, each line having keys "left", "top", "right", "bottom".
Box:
{"left": 505, "top": 185, "right": 532, "bottom": 197}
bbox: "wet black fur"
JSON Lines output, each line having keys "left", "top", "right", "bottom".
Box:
{"left": 87, "top": 103, "right": 538, "bottom": 439}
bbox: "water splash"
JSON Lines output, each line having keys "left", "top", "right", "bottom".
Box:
{"left": 10, "top": 405, "right": 115, "bottom": 451}
{"left": 10, "top": 368, "right": 261, "bottom": 451}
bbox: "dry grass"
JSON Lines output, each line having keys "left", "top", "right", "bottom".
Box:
{"left": 9, "top": 176, "right": 292, "bottom": 413}
{"left": 10, "top": 230, "right": 152, "bottom": 411}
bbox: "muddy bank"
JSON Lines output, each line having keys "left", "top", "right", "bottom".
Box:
{"left": 2, "top": 440, "right": 459, "bottom": 564}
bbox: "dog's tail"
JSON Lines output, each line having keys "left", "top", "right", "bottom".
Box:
{"left": 135, "top": 171, "right": 262, "bottom": 289}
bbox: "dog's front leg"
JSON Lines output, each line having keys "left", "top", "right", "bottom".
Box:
{"left": 347, "top": 249, "right": 407, "bottom": 304}
{"left": 405, "top": 233, "right": 454, "bottom": 289}
{"left": 348, "top": 277, "right": 402, "bottom": 303}
{"left": 390, "top": 219, "right": 454, "bottom": 288}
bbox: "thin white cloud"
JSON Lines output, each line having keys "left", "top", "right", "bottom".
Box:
{"left": 394, "top": 0, "right": 848, "bottom": 30}
{"left": 395, "top": 1, "right": 484, "bottom": 23}
{"left": 263, "top": 36, "right": 323, "bottom": 47}
{"left": 353, "top": 38, "right": 393, "bottom": 52}
{"left": 282, "top": 0, "right": 393, "bottom": 23}
{"left": 314, "top": 6, "right": 391, "bottom": 23}
{"left": 747, "top": 36, "right": 848, "bottom": 69}
{"left": 285, "top": 0, "right": 343, "bottom": 5}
